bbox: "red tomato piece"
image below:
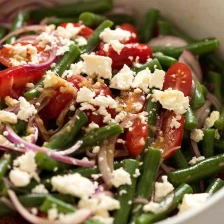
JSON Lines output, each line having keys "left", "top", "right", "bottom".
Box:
{"left": 119, "top": 23, "right": 139, "bottom": 43}
{"left": 97, "top": 43, "right": 152, "bottom": 70}
{"left": 0, "top": 41, "right": 50, "bottom": 68}
{"left": 67, "top": 74, "right": 88, "bottom": 90}
{"left": 163, "top": 62, "right": 192, "bottom": 97}
{"left": 60, "top": 23, "right": 93, "bottom": 39}
{"left": 125, "top": 118, "right": 148, "bottom": 157}
{"left": 154, "top": 111, "right": 184, "bottom": 159}
{"left": 0, "top": 66, "right": 44, "bottom": 98}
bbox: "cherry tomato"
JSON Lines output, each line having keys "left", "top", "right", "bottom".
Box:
{"left": 0, "top": 41, "right": 50, "bottom": 68}
{"left": 97, "top": 43, "right": 152, "bottom": 70}
{"left": 119, "top": 90, "right": 146, "bottom": 113}
{"left": 67, "top": 74, "right": 88, "bottom": 90}
{"left": 154, "top": 111, "right": 184, "bottom": 159}
{"left": 125, "top": 118, "right": 148, "bottom": 157}
{"left": 119, "top": 23, "right": 139, "bottom": 43}
{"left": 59, "top": 23, "right": 93, "bottom": 39}
{"left": 44, "top": 92, "right": 73, "bottom": 120}
{"left": 0, "top": 66, "right": 45, "bottom": 98}
{"left": 163, "top": 62, "right": 192, "bottom": 96}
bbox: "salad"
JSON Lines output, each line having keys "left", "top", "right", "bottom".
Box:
{"left": 0, "top": 0, "right": 223, "bottom": 223}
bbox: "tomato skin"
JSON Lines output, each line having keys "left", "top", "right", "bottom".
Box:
{"left": 0, "top": 66, "right": 44, "bottom": 98}
{"left": 97, "top": 43, "right": 152, "bottom": 70}
{"left": 154, "top": 111, "right": 184, "bottom": 159}
{"left": 163, "top": 62, "right": 192, "bottom": 97}
{"left": 67, "top": 74, "right": 88, "bottom": 90}
{"left": 59, "top": 23, "right": 93, "bottom": 39}
{"left": 119, "top": 23, "right": 139, "bottom": 43}
{"left": 125, "top": 118, "right": 148, "bottom": 157}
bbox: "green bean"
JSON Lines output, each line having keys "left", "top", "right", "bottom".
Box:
{"left": 152, "top": 52, "right": 177, "bottom": 68}
{"left": 79, "top": 12, "right": 105, "bottom": 27}
{"left": 134, "top": 184, "right": 193, "bottom": 224}
{"left": 12, "top": 119, "right": 27, "bottom": 136}
{"left": 191, "top": 80, "right": 205, "bottom": 110}
{"left": 214, "top": 107, "right": 224, "bottom": 130}
{"left": 131, "top": 149, "right": 161, "bottom": 221}
{"left": 0, "top": 26, "right": 7, "bottom": 39}
{"left": 113, "top": 159, "right": 139, "bottom": 224}
{"left": 184, "top": 107, "right": 198, "bottom": 130}
{"left": 206, "top": 178, "right": 224, "bottom": 195}
{"left": 107, "top": 14, "right": 135, "bottom": 25}
{"left": 170, "top": 149, "right": 189, "bottom": 169}
{"left": 45, "top": 110, "right": 88, "bottom": 149}
{"left": 151, "top": 39, "right": 219, "bottom": 58}
{"left": 207, "top": 71, "right": 222, "bottom": 102}
{"left": 40, "top": 196, "right": 75, "bottom": 213}
{"left": 73, "top": 123, "right": 123, "bottom": 155}
{"left": 84, "top": 20, "right": 113, "bottom": 53}
{"left": 168, "top": 153, "right": 224, "bottom": 186}
{"left": 201, "top": 84, "right": 208, "bottom": 98}
{"left": 30, "top": 0, "right": 113, "bottom": 20}
{"left": 140, "top": 8, "right": 159, "bottom": 43}
{"left": 0, "top": 181, "right": 7, "bottom": 197}
{"left": 202, "top": 129, "right": 215, "bottom": 158}
{"left": 6, "top": 11, "right": 29, "bottom": 44}
{"left": 133, "top": 59, "right": 162, "bottom": 73}
{"left": 157, "top": 20, "right": 172, "bottom": 36}
{"left": 0, "top": 155, "right": 11, "bottom": 180}
{"left": 24, "top": 44, "right": 80, "bottom": 100}
{"left": 44, "top": 17, "right": 78, "bottom": 26}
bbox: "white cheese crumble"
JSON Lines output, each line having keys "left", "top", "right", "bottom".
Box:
{"left": 51, "top": 173, "right": 97, "bottom": 199}
{"left": 178, "top": 193, "right": 209, "bottom": 213}
{"left": 204, "top": 111, "right": 220, "bottom": 129}
{"left": 4, "top": 96, "right": 19, "bottom": 107}
{"left": 92, "top": 146, "right": 100, "bottom": 154}
{"left": 111, "top": 168, "right": 132, "bottom": 188}
{"left": 170, "top": 115, "right": 181, "bottom": 129}
{"left": 82, "top": 55, "right": 112, "bottom": 80}
{"left": 48, "top": 207, "right": 58, "bottom": 221}
{"left": 76, "top": 87, "right": 96, "bottom": 103}
{"left": 154, "top": 176, "right": 174, "bottom": 202}
{"left": 150, "top": 69, "right": 165, "bottom": 89}
{"left": 99, "top": 27, "right": 131, "bottom": 43}
{"left": 110, "top": 65, "right": 135, "bottom": 90}
{"left": 32, "top": 184, "right": 49, "bottom": 194}
{"left": 188, "top": 156, "right": 205, "bottom": 165}
{"left": 62, "top": 61, "right": 85, "bottom": 78}
{"left": 85, "top": 122, "right": 99, "bottom": 134}
{"left": 9, "top": 169, "right": 31, "bottom": 187}
{"left": 190, "top": 129, "right": 204, "bottom": 142}
{"left": 0, "top": 135, "right": 14, "bottom": 147}
{"left": 143, "top": 201, "right": 160, "bottom": 213}
{"left": 133, "top": 168, "right": 141, "bottom": 178}
{"left": 0, "top": 110, "right": 17, "bottom": 124}
{"left": 93, "top": 216, "right": 114, "bottom": 224}
{"left": 17, "top": 97, "right": 37, "bottom": 121}
{"left": 152, "top": 88, "right": 189, "bottom": 115}
{"left": 109, "top": 40, "right": 125, "bottom": 54}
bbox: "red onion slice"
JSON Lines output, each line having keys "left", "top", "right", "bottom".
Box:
{"left": 206, "top": 92, "right": 222, "bottom": 112}
{"left": 195, "top": 100, "right": 211, "bottom": 128}
{"left": 4, "top": 125, "right": 94, "bottom": 167}
{"left": 16, "top": 35, "right": 38, "bottom": 43}
{"left": 148, "top": 35, "right": 188, "bottom": 47}
{"left": 8, "top": 190, "right": 93, "bottom": 224}
{"left": 190, "top": 139, "right": 201, "bottom": 157}
{"left": 178, "top": 50, "right": 203, "bottom": 82}
{"left": 0, "top": 25, "right": 46, "bottom": 44}
{"left": 105, "top": 5, "right": 135, "bottom": 16}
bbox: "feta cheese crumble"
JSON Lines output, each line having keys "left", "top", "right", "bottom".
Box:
{"left": 111, "top": 168, "right": 132, "bottom": 188}
{"left": 143, "top": 201, "right": 160, "bottom": 213}
{"left": 188, "top": 156, "right": 205, "bottom": 165}
{"left": 204, "top": 111, "right": 220, "bottom": 129}
{"left": 190, "top": 129, "right": 204, "bottom": 142}
{"left": 32, "top": 184, "right": 49, "bottom": 194}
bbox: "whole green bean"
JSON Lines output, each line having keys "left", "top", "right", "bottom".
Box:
{"left": 113, "top": 159, "right": 139, "bottom": 224}
{"left": 45, "top": 110, "right": 88, "bottom": 149}
{"left": 24, "top": 44, "right": 80, "bottom": 100}
{"left": 6, "top": 11, "right": 29, "bottom": 44}
{"left": 0, "top": 26, "right": 7, "bottom": 39}
{"left": 170, "top": 149, "right": 189, "bottom": 169}
{"left": 73, "top": 123, "right": 123, "bottom": 155}
{"left": 84, "top": 20, "right": 113, "bottom": 53}
{"left": 168, "top": 153, "right": 224, "bottom": 186}
{"left": 152, "top": 52, "right": 177, "bottom": 68}
{"left": 202, "top": 128, "right": 215, "bottom": 158}
{"left": 206, "top": 178, "right": 224, "bottom": 195}
{"left": 133, "top": 59, "right": 162, "bottom": 73}
{"left": 201, "top": 84, "right": 208, "bottom": 98}
{"left": 0, "top": 155, "right": 11, "bottom": 180}
{"left": 79, "top": 12, "right": 105, "bottom": 27}
{"left": 13, "top": 119, "right": 27, "bottom": 136}
{"left": 191, "top": 80, "right": 205, "bottom": 110}
{"left": 214, "top": 106, "right": 224, "bottom": 130}
{"left": 30, "top": 0, "right": 113, "bottom": 20}
{"left": 157, "top": 20, "right": 172, "bottom": 36}
{"left": 184, "top": 107, "right": 198, "bottom": 130}
{"left": 140, "top": 8, "right": 159, "bottom": 43}
{"left": 135, "top": 184, "right": 193, "bottom": 224}
{"left": 151, "top": 39, "right": 219, "bottom": 58}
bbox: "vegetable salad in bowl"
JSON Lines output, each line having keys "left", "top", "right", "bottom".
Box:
{"left": 0, "top": 0, "right": 223, "bottom": 223}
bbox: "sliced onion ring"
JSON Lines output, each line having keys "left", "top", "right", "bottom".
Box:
{"left": 148, "top": 35, "right": 188, "bottom": 47}
{"left": 8, "top": 189, "right": 93, "bottom": 224}
{"left": 206, "top": 92, "right": 222, "bottom": 112}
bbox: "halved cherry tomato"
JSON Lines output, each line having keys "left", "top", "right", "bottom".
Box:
{"left": 97, "top": 43, "right": 152, "bottom": 70}
{"left": 0, "top": 41, "right": 49, "bottom": 68}
{"left": 67, "top": 74, "right": 88, "bottom": 90}
{"left": 125, "top": 118, "right": 148, "bottom": 157}
{"left": 0, "top": 66, "right": 45, "bottom": 98}
{"left": 163, "top": 62, "right": 192, "bottom": 97}
{"left": 59, "top": 23, "right": 93, "bottom": 39}
{"left": 153, "top": 111, "right": 184, "bottom": 159}
{"left": 119, "top": 90, "right": 146, "bottom": 113}
{"left": 119, "top": 23, "right": 139, "bottom": 43}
